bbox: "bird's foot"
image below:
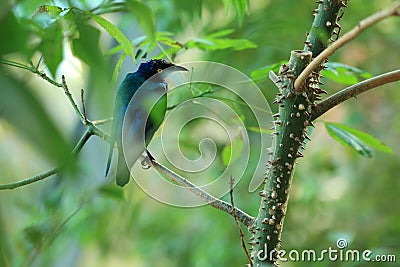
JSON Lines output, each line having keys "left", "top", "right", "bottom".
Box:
{"left": 140, "top": 150, "right": 155, "bottom": 169}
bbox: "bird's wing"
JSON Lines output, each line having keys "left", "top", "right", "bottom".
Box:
{"left": 105, "top": 98, "right": 125, "bottom": 177}
{"left": 116, "top": 107, "right": 147, "bottom": 186}
{"left": 122, "top": 106, "right": 147, "bottom": 164}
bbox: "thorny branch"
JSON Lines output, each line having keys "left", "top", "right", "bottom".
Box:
{"left": 295, "top": 1, "right": 400, "bottom": 90}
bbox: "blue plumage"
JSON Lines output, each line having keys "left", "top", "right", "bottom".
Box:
{"left": 105, "top": 59, "right": 188, "bottom": 187}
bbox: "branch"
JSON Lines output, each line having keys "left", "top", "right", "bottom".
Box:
{"left": 295, "top": 2, "right": 400, "bottom": 90}
{"left": 0, "top": 129, "right": 92, "bottom": 190}
{"left": 311, "top": 69, "right": 400, "bottom": 121}
{"left": 149, "top": 159, "right": 255, "bottom": 227}
{"left": 61, "top": 75, "right": 87, "bottom": 124}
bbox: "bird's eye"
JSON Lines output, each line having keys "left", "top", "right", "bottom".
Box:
{"left": 157, "top": 68, "right": 163, "bottom": 73}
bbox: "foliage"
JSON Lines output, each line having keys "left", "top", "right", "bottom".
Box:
{"left": 0, "top": 0, "right": 399, "bottom": 266}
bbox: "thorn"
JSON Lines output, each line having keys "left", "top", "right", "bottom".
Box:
{"left": 304, "top": 120, "right": 315, "bottom": 127}
{"left": 296, "top": 151, "right": 304, "bottom": 158}
{"left": 272, "top": 99, "right": 282, "bottom": 104}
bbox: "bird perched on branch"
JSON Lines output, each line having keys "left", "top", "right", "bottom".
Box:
{"left": 105, "top": 59, "right": 188, "bottom": 187}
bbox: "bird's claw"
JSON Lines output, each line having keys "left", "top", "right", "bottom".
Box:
{"left": 140, "top": 150, "right": 154, "bottom": 169}
{"left": 140, "top": 158, "right": 151, "bottom": 169}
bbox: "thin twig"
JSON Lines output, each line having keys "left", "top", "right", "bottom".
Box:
{"left": 28, "top": 61, "right": 63, "bottom": 87}
{"left": 229, "top": 176, "right": 253, "bottom": 266}
{"left": 92, "top": 117, "right": 113, "bottom": 126}
{"left": 294, "top": 2, "right": 400, "bottom": 90}
{"left": 148, "top": 159, "right": 255, "bottom": 227}
{"left": 81, "top": 88, "right": 88, "bottom": 121}
{"left": 0, "top": 130, "right": 92, "bottom": 190}
{"left": 61, "top": 75, "right": 86, "bottom": 124}
{"left": 311, "top": 69, "right": 400, "bottom": 121}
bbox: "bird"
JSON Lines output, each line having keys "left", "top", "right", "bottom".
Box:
{"left": 105, "top": 59, "right": 188, "bottom": 187}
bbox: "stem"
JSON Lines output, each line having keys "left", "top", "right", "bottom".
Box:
{"left": 150, "top": 159, "right": 255, "bottom": 227}
{"left": 61, "top": 75, "right": 87, "bottom": 125}
{"left": 311, "top": 69, "right": 400, "bottom": 120}
{"left": 251, "top": 51, "right": 313, "bottom": 266}
{"left": 295, "top": 1, "right": 400, "bottom": 90}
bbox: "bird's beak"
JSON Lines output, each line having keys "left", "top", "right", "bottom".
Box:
{"left": 170, "top": 65, "right": 189, "bottom": 72}
{"left": 157, "top": 64, "right": 189, "bottom": 82}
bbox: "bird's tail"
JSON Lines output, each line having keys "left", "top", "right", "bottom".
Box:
{"left": 116, "top": 149, "right": 130, "bottom": 187}
{"left": 105, "top": 143, "right": 114, "bottom": 177}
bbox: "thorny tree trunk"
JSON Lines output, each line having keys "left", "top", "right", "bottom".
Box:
{"left": 250, "top": 1, "right": 349, "bottom": 266}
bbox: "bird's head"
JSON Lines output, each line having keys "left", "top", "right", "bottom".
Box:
{"left": 137, "top": 59, "right": 188, "bottom": 80}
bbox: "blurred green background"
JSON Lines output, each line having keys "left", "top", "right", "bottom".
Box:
{"left": 0, "top": 0, "right": 399, "bottom": 266}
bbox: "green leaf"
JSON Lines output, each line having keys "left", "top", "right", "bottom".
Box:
{"left": 37, "top": 21, "right": 63, "bottom": 78}
{"left": 208, "top": 29, "right": 235, "bottom": 38}
{"left": 323, "top": 62, "right": 373, "bottom": 85}
{"left": 232, "top": 0, "right": 249, "bottom": 25}
{"left": 156, "top": 32, "right": 186, "bottom": 48}
{"left": 250, "top": 61, "right": 286, "bottom": 82}
{"left": 72, "top": 23, "right": 103, "bottom": 67}
{"left": 112, "top": 53, "right": 127, "bottom": 86}
{"left": 325, "top": 122, "right": 392, "bottom": 157}
{"left": 0, "top": 10, "right": 29, "bottom": 56}
{"left": 0, "top": 73, "right": 71, "bottom": 164}
{"left": 126, "top": 0, "right": 155, "bottom": 38}
{"left": 34, "top": 5, "right": 64, "bottom": 18}
{"left": 186, "top": 31, "right": 256, "bottom": 51}
{"left": 222, "top": 0, "right": 249, "bottom": 26}
{"left": 105, "top": 35, "right": 147, "bottom": 57}
{"left": 85, "top": 11, "right": 135, "bottom": 61}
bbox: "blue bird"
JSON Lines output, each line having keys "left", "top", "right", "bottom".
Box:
{"left": 105, "top": 59, "right": 188, "bottom": 187}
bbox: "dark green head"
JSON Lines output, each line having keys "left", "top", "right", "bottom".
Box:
{"left": 136, "top": 59, "right": 188, "bottom": 80}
